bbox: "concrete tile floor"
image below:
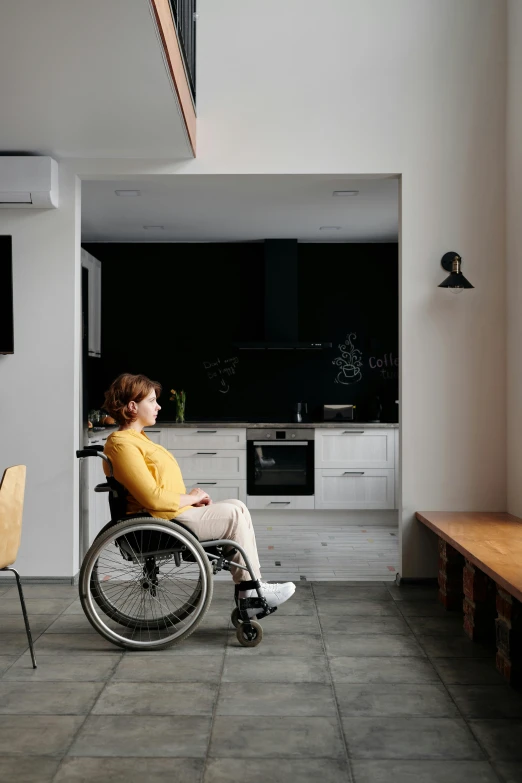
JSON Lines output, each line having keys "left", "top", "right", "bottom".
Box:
{"left": 0, "top": 580, "right": 521, "bottom": 782}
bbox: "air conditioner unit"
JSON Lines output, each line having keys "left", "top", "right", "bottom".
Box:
{"left": 0, "top": 156, "right": 59, "bottom": 208}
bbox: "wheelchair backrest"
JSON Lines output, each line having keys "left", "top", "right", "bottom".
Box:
{"left": 107, "top": 477, "right": 128, "bottom": 522}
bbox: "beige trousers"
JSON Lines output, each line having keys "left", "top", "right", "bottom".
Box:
{"left": 175, "top": 499, "right": 262, "bottom": 583}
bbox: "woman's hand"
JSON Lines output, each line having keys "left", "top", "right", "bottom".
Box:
{"left": 179, "top": 487, "right": 213, "bottom": 507}
{"left": 189, "top": 487, "right": 212, "bottom": 506}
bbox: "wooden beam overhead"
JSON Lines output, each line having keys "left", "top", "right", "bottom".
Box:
{"left": 150, "top": 0, "right": 196, "bottom": 156}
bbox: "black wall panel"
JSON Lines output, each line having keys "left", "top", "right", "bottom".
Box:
{"left": 84, "top": 242, "right": 398, "bottom": 423}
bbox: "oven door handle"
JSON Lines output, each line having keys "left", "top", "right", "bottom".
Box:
{"left": 252, "top": 441, "right": 310, "bottom": 446}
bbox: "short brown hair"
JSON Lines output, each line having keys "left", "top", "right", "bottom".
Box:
{"left": 103, "top": 373, "right": 162, "bottom": 426}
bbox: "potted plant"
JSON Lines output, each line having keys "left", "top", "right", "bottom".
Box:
{"left": 169, "top": 389, "right": 186, "bottom": 423}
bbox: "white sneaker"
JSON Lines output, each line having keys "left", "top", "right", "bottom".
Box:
{"left": 238, "top": 580, "right": 296, "bottom": 618}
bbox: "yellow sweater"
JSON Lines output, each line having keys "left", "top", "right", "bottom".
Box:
{"left": 103, "top": 429, "right": 191, "bottom": 520}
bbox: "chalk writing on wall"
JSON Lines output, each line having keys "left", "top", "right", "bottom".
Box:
{"left": 333, "top": 332, "right": 363, "bottom": 385}
{"left": 203, "top": 356, "right": 240, "bottom": 394}
{"left": 368, "top": 352, "right": 399, "bottom": 380}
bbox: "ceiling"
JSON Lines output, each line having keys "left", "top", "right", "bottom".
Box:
{"left": 81, "top": 175, "right": 399, "bottom": 242}
{"left": 0, "top": 0, "right": 192, "bottom": 159}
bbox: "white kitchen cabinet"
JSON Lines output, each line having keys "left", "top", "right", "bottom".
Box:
{"left": 165, "top": 428, "right": 245, "bottom": 450}
{"left": 171, "top": 449, "right": 246, "bottom": 480}
{"left": 149, "top": 427, "right": 247, "bottom": 498}
{"left": 81, "top": 249, "right": 102, "bottom": 357}
{"left": 315, "top": 428, "right": 395, "bottom": 469}
{"left": 143, "top": 429, "right": 163, "bottom": 445}
{"left": 185, "top": 479, "right": 247, "bottom": 504}
{"left": 315, "top": 468, "right": 395, "bottom": 509}
{"left": 246, "top": 494, "right": 315, "bottom": 510}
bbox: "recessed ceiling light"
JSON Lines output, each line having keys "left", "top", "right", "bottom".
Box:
{"left": 115, "top": 189, "right": 141, "bottom": 196}
{"left": 319, "top": 226, "right": 341, "bottom": 231}
{"left": 143, "top": 225, "right": 164, "bottom": 230}
{"left": 332, "top": 190, "right": 359, "bottom": 196}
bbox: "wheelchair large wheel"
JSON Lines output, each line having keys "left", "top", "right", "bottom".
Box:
{"left": 79, "top": 517, "right": 213, "bottom": 650}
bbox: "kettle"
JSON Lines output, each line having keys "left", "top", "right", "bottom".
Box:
{"left": 293, "top": 401, "right": 308, "bottom": 423}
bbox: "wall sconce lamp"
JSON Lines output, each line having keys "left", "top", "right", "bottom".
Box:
{"left": 438, "top": 252, "right": 474, "bottom": 293}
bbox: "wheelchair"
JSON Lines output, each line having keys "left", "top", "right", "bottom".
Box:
{"left": 76, "top": 446, "right": 276, "bottom": 650}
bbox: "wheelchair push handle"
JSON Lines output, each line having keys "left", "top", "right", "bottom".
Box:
{"left": 76, "top": 448, "right": 114, "bottom": 476}
{"left": 76, "top": 447, "right": 103, "bottom": 457}
{"left": 77, "top": 449, "right": 95, "bottom": 458}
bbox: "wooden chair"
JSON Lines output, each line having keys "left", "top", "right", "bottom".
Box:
{"left": 0, "top": 465, "right": 37, "bottom": 668}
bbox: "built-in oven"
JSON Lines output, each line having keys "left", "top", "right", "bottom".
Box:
{"left": 246, "top": 428, "right": 315, "bottom": 496}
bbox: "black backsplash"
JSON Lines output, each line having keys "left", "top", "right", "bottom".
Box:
{"left": 83, "top": 242, "right": 398, "bottom": 423}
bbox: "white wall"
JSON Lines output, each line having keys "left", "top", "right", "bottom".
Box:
{"left": 507, "top": 0, "right": 522, "bottom": 515}
{"left": 1, "top": 0, "right": 508, "bottom": 577}
{"left": 198, "top": 0, "right": 508, "bottom": 578}
{"left": 0, "top": 167, "right": 81, "bottom": 578}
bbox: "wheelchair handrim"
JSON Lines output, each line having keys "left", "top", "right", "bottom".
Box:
{"left": 80, "top": 520, "right": 211, "bottom": 649}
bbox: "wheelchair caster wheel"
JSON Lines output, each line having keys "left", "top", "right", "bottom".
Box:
{"left": 236, "top": 620, "right": 263, "bottom": 647}
{"left": 231, "top": 608, "right": 242, "bottom": 629}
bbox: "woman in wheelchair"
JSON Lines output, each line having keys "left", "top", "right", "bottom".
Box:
{"left": 82, "top": 372, "right": 295, "bottom": 649}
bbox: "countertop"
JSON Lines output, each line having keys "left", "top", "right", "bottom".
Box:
{"left": 88, "top": 421, "right": 398, "bottom": 439}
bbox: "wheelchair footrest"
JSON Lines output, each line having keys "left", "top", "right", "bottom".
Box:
{"left": 235, "top": 595, "right": 277, "bottom": 622}
{"left": 252, "top": 605, "right": 277, "bottom": 620}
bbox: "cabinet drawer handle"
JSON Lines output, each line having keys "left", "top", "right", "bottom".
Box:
{"left": 197, "top": 482, "right": 217, "bottom": 485}
{"left": 343, "top": 471, "right": 365, "bottom": 475}
{"left": 196, "top": 452, "right": 217, "bottom": 455}
{"left": 268, "top": 501, "right": 291, "bottom": 505}
{"left": 196, "top": 430, "right": 217, "bottom": 433}
{"left": 342, "top": 430, "right": 365, "bottom": 434}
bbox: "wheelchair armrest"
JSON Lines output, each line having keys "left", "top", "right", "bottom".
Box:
{"left": 94, "top": 483, "right": 111, "bottom": 493}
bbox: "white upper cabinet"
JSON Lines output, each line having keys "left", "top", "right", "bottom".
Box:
{"left": 315, "top": 428, "right": 395, "bottom": 469}
{"left": 81, "top": 249, "right": 102, "bottom": 357}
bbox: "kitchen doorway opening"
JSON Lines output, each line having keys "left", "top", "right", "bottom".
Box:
{"left": 79, "top": 173, "right": 401, "bottom": 581}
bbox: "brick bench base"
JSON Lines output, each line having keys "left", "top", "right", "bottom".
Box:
{"left": 438, "top": 540, "right": 464, "bottom": 610}
{"left": 463, "top": 560, "right": 496, "bottom": 643}
{"left": 496, "top": 587, "right": 522, "bottom": 686}
{"left": 416, "top": 511, "right": 522, "bottom": 688}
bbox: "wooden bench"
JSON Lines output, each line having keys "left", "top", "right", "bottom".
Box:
{"left": 416, "top": 511, "right": 522, "bottom": 685}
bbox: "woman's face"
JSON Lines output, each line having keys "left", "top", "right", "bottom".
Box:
{"left": 131, "top": 388, "right": 161, "bottom": 427}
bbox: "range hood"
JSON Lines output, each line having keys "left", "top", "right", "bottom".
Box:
{"left": 236, "top": 239, "right": 332, "bottom": 350}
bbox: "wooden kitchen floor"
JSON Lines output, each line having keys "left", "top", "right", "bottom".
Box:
{"left": 215, "top": 525, "right": 399, "bottom": 582}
